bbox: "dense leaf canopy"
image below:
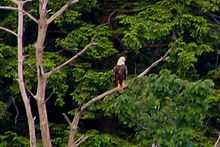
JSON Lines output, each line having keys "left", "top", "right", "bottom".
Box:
{"left": 0, "top": 0, "right": 220, "bottom": 146}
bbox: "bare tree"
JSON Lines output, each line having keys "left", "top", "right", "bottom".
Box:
{"left": 0, "top": 0, "right": 37, "bottom": 146}
{"left": 0, "top": 0, "right": 91, "bottom": 146}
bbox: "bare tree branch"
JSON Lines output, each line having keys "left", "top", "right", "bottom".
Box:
{"left": 46, "top": 42, "right": 97, "bottom": 77}
{"left": 47, "top": 0, "right": 79, "bottom": 24}
{"left": 214, "top": 134, "right": 220, "bottom": 147}
{"left": 108, "top": 10, "right": 117, "bottom": 25}
{"left": 80, "top": 87, "right": 119, "bottom": 112}
{"left": 23, "top": 0, "right": 33, "bottom": 4}
{"left": 44, "top": 90, "right": 55, "bottom": 103}
{"left": 62, "top": 113, "right": 72, "bottom": 127}
{"left": 75, "top": 135, "right": 85, "bottom": 144}
{"left": 0, "top": 26, "right": 17, "bottom": 36}
{"left": 137, "top": 49, "right": 171, "bottom": 77}
{"left": 75, "top": 135, "right": 88, "bottom": 147}
{"left": 10, "top": 96, "right": 20, "bottom": 124}
{"left": 0, "top": 6, "right": 38, "bottom": 23}
{"left": 26, "top": 85, "right": 37, "bottom": 100}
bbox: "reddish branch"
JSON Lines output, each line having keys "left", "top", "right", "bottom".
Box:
{"left": 66, "top": 49, "right": 171, "bottom": 146}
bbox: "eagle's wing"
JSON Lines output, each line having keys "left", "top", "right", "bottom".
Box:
{"left": 113, "top": 65, "right": 118, "bottom": 86}
{"left": 113, "top": 66, "right": 116, "bottom": 77}
{"left": 124, "top": 65, "right": 128, "bottom": 80}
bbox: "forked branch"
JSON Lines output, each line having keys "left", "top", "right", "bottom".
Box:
{"left": 0, "top": 6, "right": 38, "bottom": 23}
{"left": 47, "top": 0, "right": 79, "bottom": 24}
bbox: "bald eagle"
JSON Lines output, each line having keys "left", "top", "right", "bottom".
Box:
{"left": 113, "top": 56, "right": 128, "bottom": 90}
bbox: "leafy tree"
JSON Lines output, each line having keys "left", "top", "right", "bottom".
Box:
{"left": 0, "top": 0, "right": 219, "bottom": 146}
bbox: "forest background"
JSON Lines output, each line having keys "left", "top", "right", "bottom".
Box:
{"left": 0, "top": 0, "right": 220, "bottom": 146}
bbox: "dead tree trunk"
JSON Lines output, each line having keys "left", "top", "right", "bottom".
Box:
{"left": 17, "top": 2, "right": 36, "bottom": 147}
{"left": 34, "top": 0, "right": 81, "bottom": 146}
{"left": 35, "top": 2, "right": 52, "bottom": 146}
{"left": 1, "top": 0, "right": 81, "bottom": 146}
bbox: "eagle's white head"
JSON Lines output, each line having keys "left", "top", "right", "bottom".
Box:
{"left": 117, "top": 56, "right": 126, "bottom": 65}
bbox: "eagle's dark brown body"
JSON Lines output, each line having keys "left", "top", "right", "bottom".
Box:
{"left": 113, "top": 65, "right": 128, "bottom": 88}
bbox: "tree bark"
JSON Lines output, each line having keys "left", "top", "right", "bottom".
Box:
{"left": 68, "top": 112, "right": 81, "bottom": 147}
{"left": 35, "top": 1, "right": 52, "bottom": 146}
{"left": 17, "top": 2, "right": 36, "bottom": 147}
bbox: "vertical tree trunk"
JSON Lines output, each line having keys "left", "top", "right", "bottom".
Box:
{"left": 35, "top": 1, "right": 52, "bottom": 145}
{"left": 68, "top": 112, "right": 81, "bottom": 147}
{"left": 36, "top": 76, "right": 51, "bottom": 147}
{"left": 17, "top": 2, "right": 37, "bottom": 147}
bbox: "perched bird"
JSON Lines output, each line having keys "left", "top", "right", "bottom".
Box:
{"left": 113, "top": 56, "right": 128, "bottom": 90}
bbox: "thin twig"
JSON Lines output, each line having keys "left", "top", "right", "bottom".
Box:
{"left": 47, "top": 0, "right": 79, "bottom": 24}
{"left": 137, "top": 49, "right": 171, "bottom": 77}
{"left": 0, "top": 6, "right": 38, "bottom": 23}
{"left": 62, "top": 113, "right": 72, "bottom": 127}
{"left": 0, "top": 26, "right": 17, "bottom": 36}
{"left": 46, "top": 42, "right": 96, "bottom": 77}
{"left": 76, "top": 136, "right": 88, "bottom": 146}
{"left": 108, "top": 10, "right": 117, "bottom": 25}
{"left": 25, "top": 84, "right": 36, "bottom": 100}
{"left": 214, "top": 134, "right": 220, "bottom": 147}
{"left": 10, "top": 96, "right": 20, "bottom": 124}
{"left": 23, "top": 0, "right": 33, "bottom": 4}
{"left": 45, "top": 90, "right": 55, "bottom": 103}
{"left": 75, "top": 135, "right": 85, "bottom": 144}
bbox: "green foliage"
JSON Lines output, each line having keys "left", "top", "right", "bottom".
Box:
{"left": 0, "top": 44, "right": 16, "bottom": 78}
{"left": 168, "top": 40, "right": 213, "bottom": 76}
{"left": 51, "top": 124, "right": 69, "bottom": 146}
{"left": 56, "top": 25, "right": 117, "bottom": 60}
{"left": 0, "top": 0, "right": 219, "bottom": 146}
{"left": 97, "top": 70, "right": 214, "bottom": 146}
{"left": 81, "top": 130, "right": 135, "bottom": 147}
{"left": 54, "top": 10, "right": 81, "bottom": 27}
{"left": 118, "top": 5, "right": 174, "bottom": 50}
{"left": 71, "top": 69, "right": 112, "bottom": 104}
{"left": 0, "top": 101, "right": 8, "bottom": 120}
{"left": 0, "top": 131, "right": 29, "bottom": 147}
{"left": 192, "top": 0, "right": 220, "bottom": 12}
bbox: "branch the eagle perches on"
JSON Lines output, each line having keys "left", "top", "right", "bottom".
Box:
{"left": 65, "top": 48, "right": 171, "bottom": 146}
